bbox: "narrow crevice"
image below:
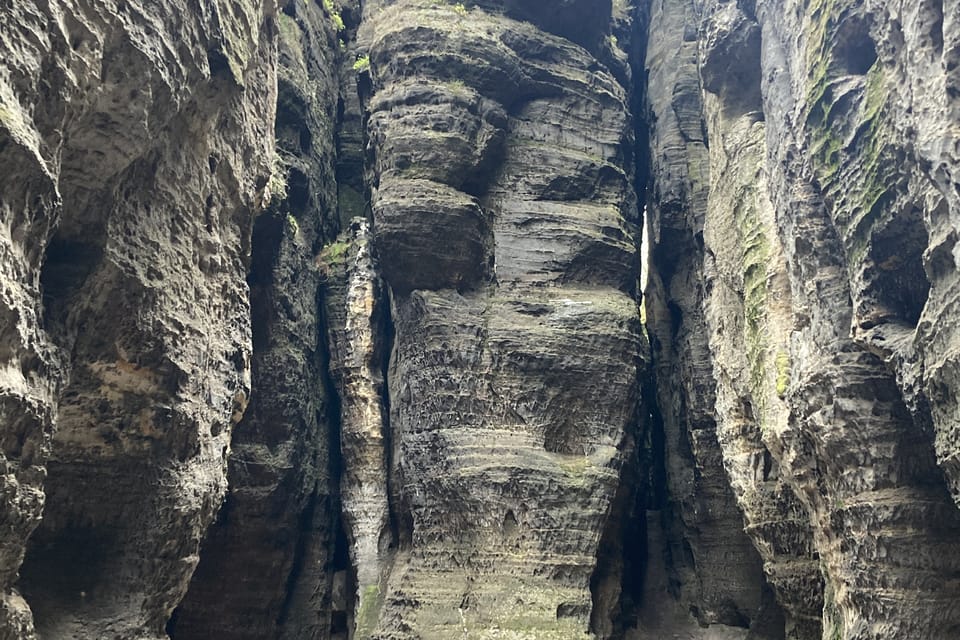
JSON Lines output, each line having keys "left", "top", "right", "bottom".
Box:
{"left": 640, "top": 370, "right": 669, "bottom": 514}
{"left": 331, "top": 516, "right": 355, "bottom": 639}
{"left": 931, "top": 0, "right": 944, "bottom": 54}
{"left": 293, "top": 281, "right": 347, "bottom": 634}
{"left": 247, "top": 211, "right": 285, "bottom": 354}
{"left": 275, "top": 489, "right": 323, "bottom": 628}
{"left": 629, "top": 1, "right": 651, "bottom": 214}
{"left": 379, "top": 293, "right": 411, "bottom": 552}
{"left": 588, "top": 430, "right": 647, "bottom": 639}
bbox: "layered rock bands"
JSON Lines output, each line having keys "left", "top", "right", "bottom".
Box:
{"left": 2, "top": 0, "right": 960, "bottom": 639}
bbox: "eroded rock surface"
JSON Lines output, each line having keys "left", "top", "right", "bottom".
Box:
{"left": 4, "top": 0, "right": 960, "bottom": 638}
{"left": 354, "top": 1, "right": 648, "bottom": 636}
{"left": 170, "top": 2, "right": 343, "bottom": 637}
{"left": 1, "top": 0, "right": 276, "bottom": 637}
{"left": 643, "top": 0, "right": 960, "bottom": 638}
{"left": 320, "top": 218, "right": 390, "bottom": 636}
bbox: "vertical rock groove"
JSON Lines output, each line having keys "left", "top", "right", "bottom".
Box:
{"left": 641, "top": 0, "right": 785, "bottom": 635}
{"left": 170, "top": 1, "right": 343, "bottom": 638}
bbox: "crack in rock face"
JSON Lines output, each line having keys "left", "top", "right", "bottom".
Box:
{"left": 3, "top": 0, "right": 960, "bottom": 638}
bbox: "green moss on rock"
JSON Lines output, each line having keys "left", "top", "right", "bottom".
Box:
{"left": 775, "top": 349, "right": 790, "bottom": 398}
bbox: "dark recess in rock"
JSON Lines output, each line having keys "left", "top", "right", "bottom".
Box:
{"left": 862, "top": 210, "right": 931, "bottom": 328}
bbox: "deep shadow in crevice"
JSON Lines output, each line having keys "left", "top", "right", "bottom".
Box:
{"left": 39, "top": 234, "right": 103, "bottom": 333}
{"left": 832, "top": 15, "right": 877, "bottom": 76}
{"left": 588, "top": 432, "right": 644, "bottom": 639}
{"left": 863, "top": 209, "right": 930, "bottom": 328}
{"left": 20, "top": 524, "right": 120, "bottom": 632}
{"left": 247, "top": 212, "right": 285, "bottom": 353}
{"left": 379, "top": 292, "right": 413, "bottom": 552}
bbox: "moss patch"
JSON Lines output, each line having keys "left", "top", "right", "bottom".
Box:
{"left": 737, "top": 196, "right": 772, "bottom": 416}
{"left": 775, "top": 349, "right": 790, "bottom": 398}
{"left": 319, "top": 239, "right": 351, "bottom": 265}
{"left": 352, "top": 54, "right": 370, "bottom": 72}
{"left": 802, "top": 0, "right": 895, "bottom": 267}
{"left": 355, "top": 584, "right": 381, "bottom": 638}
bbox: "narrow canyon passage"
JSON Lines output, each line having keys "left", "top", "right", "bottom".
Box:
{"left": 2, "top": 1, "right": 960, "bottom": 639}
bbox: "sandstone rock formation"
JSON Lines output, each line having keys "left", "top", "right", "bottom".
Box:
{"left": 356, "top": 2, "right": 648, "bottom": 635}
{"left": 2, "top": 0, "right": 960, "bottom": 639}
{"left": 1, "top": 1, "right": 276, "bottom": 637}
{"left": 170, "top": 2, "right": 343, "bottom": 637}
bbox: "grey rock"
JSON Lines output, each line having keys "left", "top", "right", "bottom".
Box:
{"left": 321, "top": 218, "right": 391, "bottom": 637}
{"left": 356, "top": 1, "right": 648, "bottom": 636}
{"left": 170, "top": 1, "right": 343, "bottom": 637}
{"left": 4, "top": 0, "right": 960, "bottom": 638}
{"left": 1, "top": 0, "right": 276, "bottom": 637}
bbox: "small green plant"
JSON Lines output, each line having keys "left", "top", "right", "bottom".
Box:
{"left": 322, "top": 0, "right": 345, "bottom": 32}
{"left": 320, "top": 240, "right": 351, "bottom": 264}
{"left": 608, "top": 34, "right": 618, "bottom": 47}
{"left": 453, "top": 2, "right": 467, "bottom": 16}
{"left": 352, "top": 54, "right": 370, "bottom": 72}
{"left": 446, "top": 78, "right": 470, "bottom": 98}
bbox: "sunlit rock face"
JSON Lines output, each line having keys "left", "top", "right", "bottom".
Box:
{"left": 3, "top": 0, "right": 960, "bottom": 639}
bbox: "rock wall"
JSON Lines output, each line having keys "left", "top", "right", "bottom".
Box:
{"left": 3, "top": 0, "right": 960, "bottom": 639}
{"left": 170, "top": 1, "right": 344, "bottom": 637}
{"left": 640, "top": 0, "right": 790, "bottom": 634}
{"left": 1, "top": 0, "right": 276, "bottom": 637}
{"left": 644, "top": 0, "right": 960, "bottom": 638}
{"left": 356, "top": 1, "right": 647, "bottom": 635}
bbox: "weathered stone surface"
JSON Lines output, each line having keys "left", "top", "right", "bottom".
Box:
{"left": 644, "top": 0, "right": 960, "bottom": 637}
{"left": 170, "top": 1, "right": 343, "bottom": 638}
{"left": 372, "top": 178, "right": 489, "bottom": 294}
{"left": 5, "top": 0, "right": 960, "bottom": 638}
{"left": 640, "top": 0, "right": 789, "bottom": 636}
{"left": 746, "top": 0, "right": 960, "bottom": 634}
{"left": 1, "top": 0, "right": 276, "bottom": 636}
{"left": 320, "top": 218, "right": 391, "bottom": 637}
{"left": 354, "top": 1, "right": 648, "bottom": 636}
{"left": 379, "top": 286, "right": 643, "bottom": 638}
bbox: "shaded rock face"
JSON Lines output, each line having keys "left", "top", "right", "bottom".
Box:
{"left": 169, "top": 1, "right": 344, "bottom": 638}
{"left": 1, "top": 0, "right": 276, "bottom": 637}
{"left": 4, "top": 0, "right": 960, "bottom": 639}
{"left": 644, "top": 0, "right": 960, "bottom": 638}
{"left": 357, "top": 1, "right": 649, "bottom": 635}
{"left": 640, "top": 0, "right": 789, "bottom": 635}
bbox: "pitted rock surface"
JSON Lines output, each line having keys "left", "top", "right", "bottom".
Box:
{"left": 3, "top": 0, "right": 960, "bottom": 639}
